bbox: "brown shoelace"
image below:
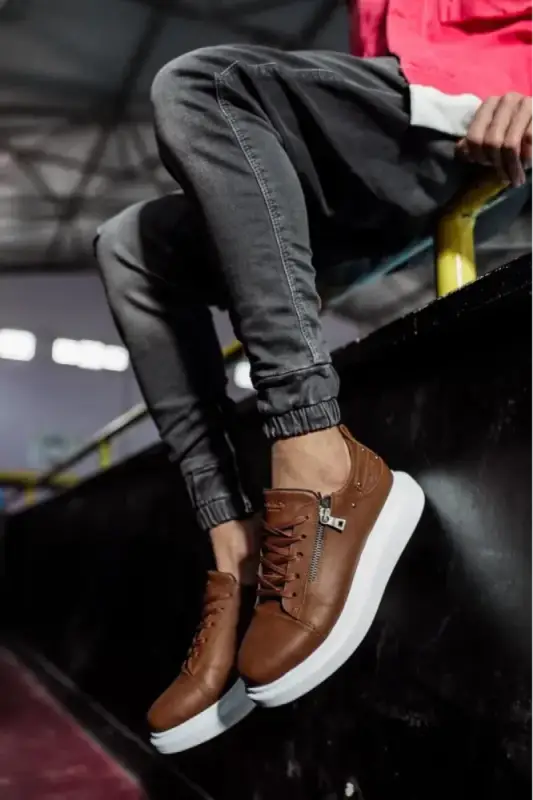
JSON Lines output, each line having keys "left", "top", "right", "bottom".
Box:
{"left": 185, "top": 594, "right": 232, "bottom": 665}
{"left": 258, "top": 515, "right": 307, "bottom": 599}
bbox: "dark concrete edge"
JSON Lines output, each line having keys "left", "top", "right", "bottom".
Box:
{"left": 332, "top": 253, "right": 532, "bottom": 373}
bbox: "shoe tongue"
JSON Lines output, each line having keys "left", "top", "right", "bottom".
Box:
{"left": 263, "top": 488, "right": 318, "bottom": 529}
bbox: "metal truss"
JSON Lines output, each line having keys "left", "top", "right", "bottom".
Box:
{"left": 1, "top": 0, "right": 342, "bottom": 273}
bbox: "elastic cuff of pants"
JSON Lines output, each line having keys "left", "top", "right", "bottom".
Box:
{"left": 263, "top": 398, "right": 341, "bottom": 441}
{"left": 196, "top": 495, "right": 255, "bottom": 532}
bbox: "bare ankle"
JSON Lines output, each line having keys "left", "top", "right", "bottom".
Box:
{"left": 271, "top": 427, "right": 351, "bottom": 496}
{"left": 210, "top": 516, "right": 261, "bottom": 585}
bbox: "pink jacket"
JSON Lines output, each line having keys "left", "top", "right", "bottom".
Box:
{"left": 350, "top": 0, "right": 532, "bottom": 99}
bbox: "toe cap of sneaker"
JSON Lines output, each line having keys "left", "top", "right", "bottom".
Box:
{"left": 147, "top": 673, "right": 214, "bottom": 733}
{"left": 238, "top": 606, "right": 322, "bottom": 686}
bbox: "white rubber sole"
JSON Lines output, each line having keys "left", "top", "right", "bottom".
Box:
{"left": 246, "top": 471, "right": 425, "bottom": 708}
{"left": 150, "top": 678, "right": 255, "bottom": 754}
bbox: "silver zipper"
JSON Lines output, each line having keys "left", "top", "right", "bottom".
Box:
{"left": 308, "top": 498, "right": 347, "bottom": 582}
{"left": 319, "top": 506, "right": 347, "bottom": 532}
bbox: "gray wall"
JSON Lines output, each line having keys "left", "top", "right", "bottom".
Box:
{"left": 0, "top": 272, "right": 145, "bottom": 474}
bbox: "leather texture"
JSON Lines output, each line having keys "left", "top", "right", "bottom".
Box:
{"left": 148, "top": 571, "right": 254, "bottom": 732}
{"left": 238, "top": 427, "right": 393, "bottom": 686}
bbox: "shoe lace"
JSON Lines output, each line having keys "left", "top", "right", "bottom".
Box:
{"left": 258, "top": 515, "right": 307, "bottom": 600}
{"left": 185, "top": 594, "right": 231, "bottom": 664}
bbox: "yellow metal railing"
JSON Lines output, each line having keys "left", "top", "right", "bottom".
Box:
{"left": 3, "top": 341, "right": 244, "bottom": 509}
{"left": 0, "top": 471, "right": 78, "bottom": 489}
{"left": 98, "top": 440, "right": 112, "bottom": 471}
{"left": 436, "top": 177, "right": 507, "bottom": 297}
{"left": 0, "top": 471, "right": 78, "bottom": 508}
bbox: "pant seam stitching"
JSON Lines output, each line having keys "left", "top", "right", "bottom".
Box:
{"left": 215, "top": 64, "right": 320, "bottom": 364}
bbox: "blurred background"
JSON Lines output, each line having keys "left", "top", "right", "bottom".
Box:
{"left": 0, "top": 0, "right": 530, "bottom": 485}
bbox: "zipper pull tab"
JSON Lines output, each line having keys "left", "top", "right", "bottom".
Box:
{"left": 319, "top": 506, "right": 347, "bottom": 532}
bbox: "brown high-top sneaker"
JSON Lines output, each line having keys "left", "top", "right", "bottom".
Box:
{"left": 149, "top": 571, "right": 255, "bottom": 753}
{"left": 238, "top": 427, "right": 424, "bottom": 707}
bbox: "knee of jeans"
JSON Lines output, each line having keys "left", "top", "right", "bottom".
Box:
{"left": 94, "top": 204, "right": 142, "bottom": 298}
{"left": 150, "top": 45, "right": 239, "bottom": 111}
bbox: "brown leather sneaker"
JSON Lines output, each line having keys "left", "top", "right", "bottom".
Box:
{"left": 238, "top": 427, "right": 424, "bottom": 707}
{"left": 149, "top": 571, "right": 255, "bottom": 753}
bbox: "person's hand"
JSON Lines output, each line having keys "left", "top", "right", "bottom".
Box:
{"left": 456, "top": 93, "right": 532, "bottom": 187}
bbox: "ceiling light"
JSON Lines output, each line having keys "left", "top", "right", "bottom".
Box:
{"left": 101, "top": 344, "right": 130, "bottom": 372}
{"left": 52, "top": 338, "right": 129, "bottom": 372}
{"left": 0, "top": 329, "right": 36, "bottom": 361}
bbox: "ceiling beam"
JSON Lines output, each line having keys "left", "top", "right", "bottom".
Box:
{"left": 45, "top": 5, "right": 168, "bottom": 256}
